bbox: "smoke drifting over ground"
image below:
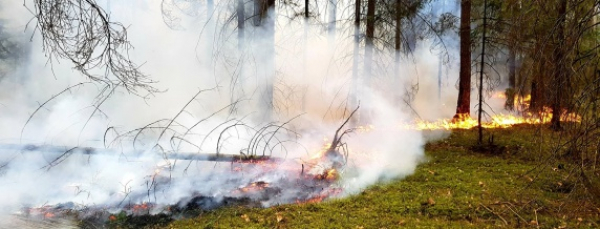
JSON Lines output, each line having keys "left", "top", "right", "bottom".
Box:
{"left": 0, "top": 0, "right": 472, "bottom": 224}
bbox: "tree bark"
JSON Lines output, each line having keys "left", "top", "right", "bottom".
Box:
{"left": 305, "top": 0, "right": 309, "bottom": 18}
{"left": 505, "top": 1, "right": 518, "bottom": 111}
{"left": 395, "top": 0, "right": 401, "bottom": 54}
{"left": 530, "top": 41, "right": 547, "bottom": 112}
{"left": 506, "top": 47, "right": 516, "bottom": 110}
{"left": 454, "top": 0, "right": 472, "bottom": 120}
{"left": 550, "top": 0, "right": 568, "bottom": 130}
{"left": 364, "top": 0, "right": 376, "bottom": 77}
{"left": 477, "top": 0, "right": 487, "bottom": 145}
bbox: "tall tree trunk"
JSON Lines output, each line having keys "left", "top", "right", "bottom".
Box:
{"left": 530, "top": 41, "right": 547, "bottom": 112}
{"left": 350, "top": 0, "right": 361, "bottom": 112}
{"left": 231, "top": 0, "right": 246, "bottom": 115}
{"left": 360, "top": 0, "right": 375, "bottom": 121}
{"left": 506, "top": 47, "right": 517, "bottom": 110}
{"left": 550, "top": 0, "right": 568, "bottom": 130}
{"left": 302, "top": 0, "right": 309, "bottom": 112}
{"left": 477, "top": 0, "right": 488, "bottom": 145}
{"left": 238, "top": 0, "right": 245, "bottom": 45}
{"left": 305, "top": 0, "right": 309, "bottom": 18}
{"left": 394, "top": 0, "right": 401, "bottom": 57}
{"left": 364, "top": 0, "right": 376, "bottom": 77}
{"left": 394, "top": 0, "right": 402, "bottom": 103}
{"left": 454, "top": 0, "right": 472, "bottom": 120}
{"left": 254, "top": 0, "right": 275, "bottom": 121}
{"left": 530, "top": 73, "right": 545, "bottom": 111}
{"left": 328, "top": 0, "right": 337, "bottom": 42}
{"left": 505, "top": 1, "right": 517, "bottom": 111}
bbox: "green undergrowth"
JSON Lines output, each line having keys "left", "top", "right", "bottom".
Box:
{"left": 112, "top": 124, "right": 600, "bottom": 228}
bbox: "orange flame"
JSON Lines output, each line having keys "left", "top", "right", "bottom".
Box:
{"left": 238, "top": 181, "right": 270, "bottom": 193}
{"left": 314, "top": 168, "right": 338, "bottom": 181}
{"left": 413, "top": 107, "right": 580, "bottom": 130}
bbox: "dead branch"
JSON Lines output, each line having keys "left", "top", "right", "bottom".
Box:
{"left": 28, "top": 0, "right": 158, "bottom": 96}
{"left": 261, "top": 114, "right": 303, "bottom": 156}
{"left": 327, "top": 105, "right": 360, "bottom": 157}
{"left": 20, "top": 82, "right": 91, "bottom": 142}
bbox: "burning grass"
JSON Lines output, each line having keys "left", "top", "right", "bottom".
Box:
{"left": 412, "top": 109, "right": 581, "bottom": 130}
{"left": 14, "top": 124, "right": 600, "bottom": 228}
{"left": 159, "top": 124, "right": 600, "bottom": 229}
{"left": 9, "top": 108, "right": 596, "bottom": 228}
{"left": 411, "top": 93, "right": 581, "bottom": 131}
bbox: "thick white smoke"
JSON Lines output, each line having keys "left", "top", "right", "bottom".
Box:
{"left": 0, "top": 0, "right": 475, "bottom": 225}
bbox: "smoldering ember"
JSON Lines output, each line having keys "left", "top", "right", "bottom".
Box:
{"left": 0, "top": 0, "right": 599, "bottom": 228}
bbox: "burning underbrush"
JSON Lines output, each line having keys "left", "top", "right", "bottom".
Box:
{"left": 13, "top": 144, "right": 348, "bottom": 226}
{"left": 7, "top": 96, "right": 584, "bottom": 226}
{"left": 7, "top": 111, "right": 359, "bottom": 227}
{"left": 412, "top": 93, "right": 581, "bottom": 130}
{"left": 4, "top": 94, "right": 583, "bottom": 227}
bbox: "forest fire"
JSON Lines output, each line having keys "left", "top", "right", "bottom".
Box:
{"left": 11, "top": 98, "right": 582, "bottom": 223}
{"left": 237, "top": 181, "right": 271, "bottom": 193}
{"left": 15, "top": 143, "right": 346, "bottom": 224}
{"left": 413, "top": 109, "right": 580, "bottom": 130}
{"left": 412, "top": 93, "right": 581, "bottom": 130}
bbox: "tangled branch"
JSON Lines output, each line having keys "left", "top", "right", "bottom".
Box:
{"left": 28, "top": 0, "right": 158, "bottom": 96}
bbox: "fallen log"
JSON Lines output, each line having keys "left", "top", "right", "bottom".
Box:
{"left": 0, "top": 144, "right": 279, "bottom": 162}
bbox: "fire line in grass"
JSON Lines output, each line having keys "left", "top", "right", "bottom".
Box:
{"left": 411, "top": 92, "right": 580, "bottom": 130}
{"left": 412, "top": 109, "right": 580, "bottom": 130}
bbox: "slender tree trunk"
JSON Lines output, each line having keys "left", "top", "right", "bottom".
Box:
{"left": 350, "top": 0, "right": 361, "bottom": 111}
{"left": 505, "top": 1, "right": 517, "bottom": 111}
{"left": 595, "top": 11, "right": 599, "bottom": 125}
{"left": 530, "top": 73, "right": 544, "bottom": 111}
{"left": 394, "top": 0, "right": 402, "bottom": 103}
{"left": 595, "top": 63, "right": 600, "bottom": 125}
{"left": 550, "top": 0, "right": 568, "bottom": 130}
{"left": 231, "top": 0, "right": 246, "bottom": 115}
{"left": 530, "top": 40, "right": 547, "bottom": 112}
{"left": 438, "top": 56, "right": 443, "bottom": 100}
{"left": 394, "top": 0, "right": 401, "bottom": 57}
{"left": 364, "top": 0, "right": 376, "bottom": 78}
{"left": 238, "top": 0, "right": 245, "bottom": 45}
{"left": 302, "top": 0, "right": 309, "bottom": 112}
{"left": 360, "top": 0, "right": 375, "bottom": 121}
{"left": 477, "top": 0, "right": 487, "bottom": 145}
{"left": 506, "top": 47, "right": 516, "bottom": 110}
{"left": 254, "top": 0, "right": 276, "bottom": 121}
{"left": 454, "top": 0, "right": 472, "bottom": 120}
{"left": 305, "top": 0, "right": 309, "bottom": 17}
{"left": 328, "top": 0, "right": 337, "bottom": 42}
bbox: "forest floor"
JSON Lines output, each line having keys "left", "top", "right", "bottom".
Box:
{"left": 105, "top": 124, "right": 600, "bottom": 228}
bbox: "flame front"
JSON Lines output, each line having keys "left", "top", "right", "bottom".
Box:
{"left": 413, "top": 107, "right": 580, "bottom": 130}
